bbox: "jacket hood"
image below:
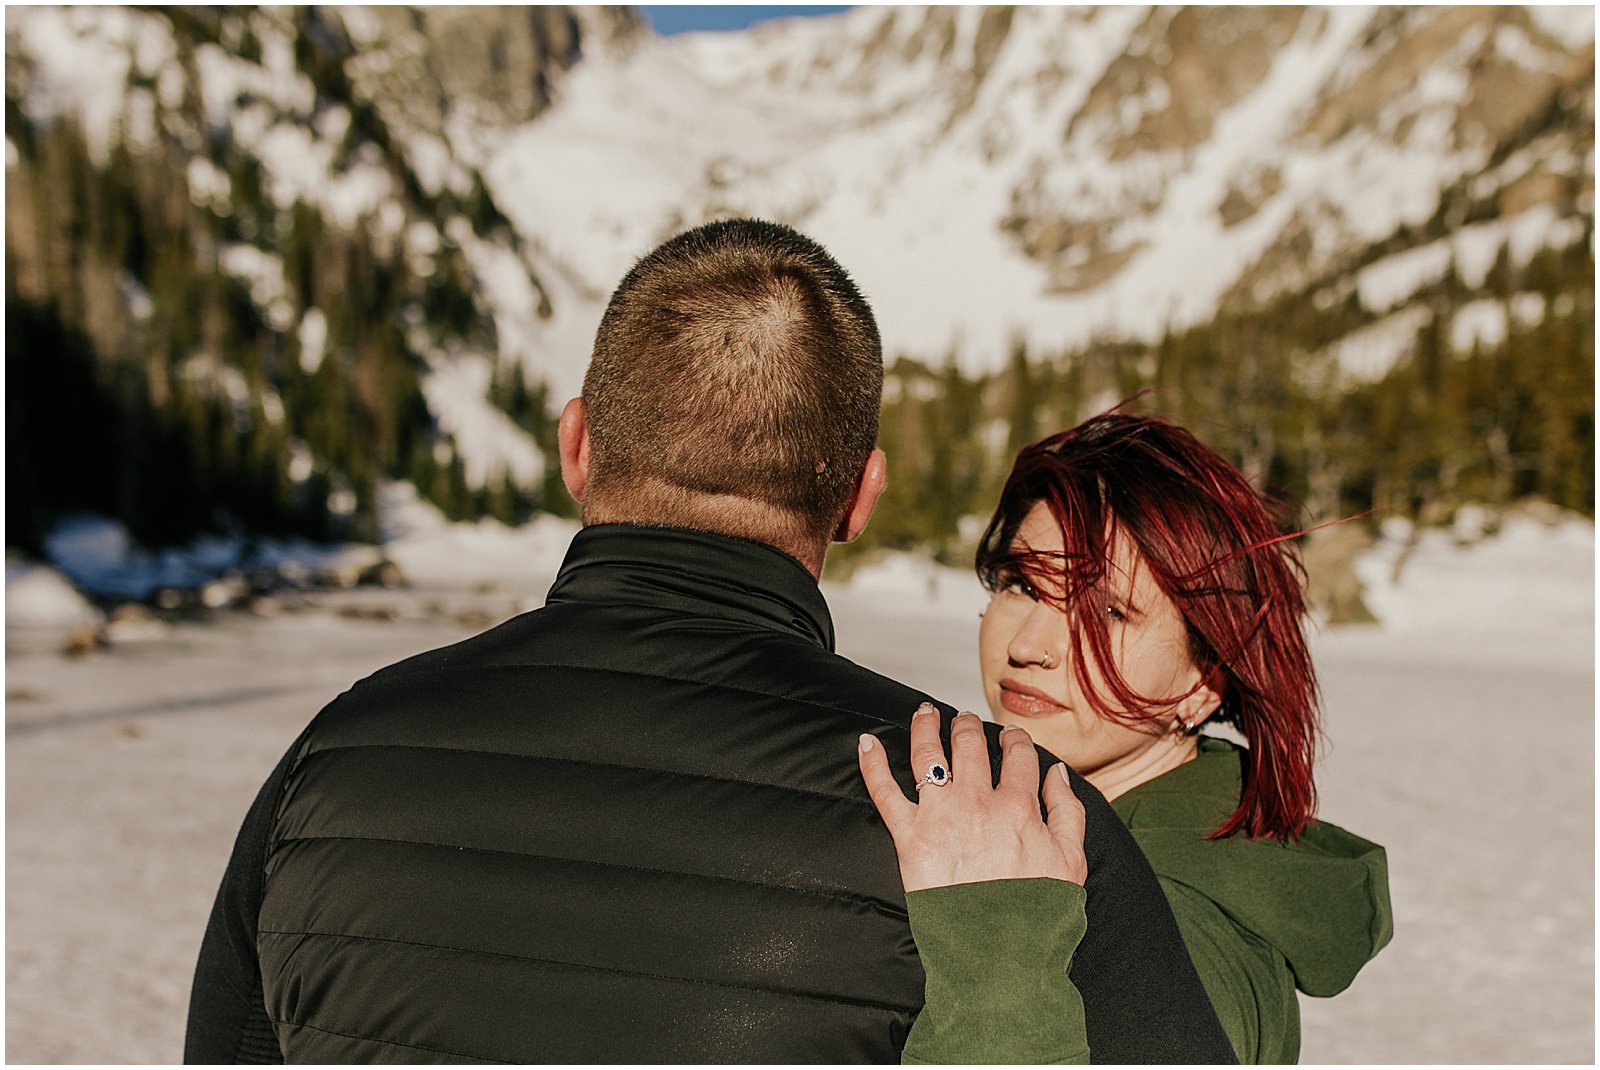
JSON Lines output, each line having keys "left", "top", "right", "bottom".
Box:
{"left": 1112, "top": 737, "right": 1393, "bottom": 998}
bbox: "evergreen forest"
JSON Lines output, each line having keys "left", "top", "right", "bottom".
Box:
{"left": 849, "top": 229, "right": 1594, "bottom": 569}
{"left": 6, "top": 7, "right": 560, "bottom": 558}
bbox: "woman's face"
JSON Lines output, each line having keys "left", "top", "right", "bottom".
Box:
{"left": 978, "top": 504, "right": 1218, "bottom": 787}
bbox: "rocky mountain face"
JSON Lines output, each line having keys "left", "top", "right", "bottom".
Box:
{"left": 338, "top": 7, "right": 640, "bottom": 163}
{"left": 620, "top": 5, "right": 1592, "bottom": 360}
{"left": 4, "top": 5, "right": 1593, "bottom": 563}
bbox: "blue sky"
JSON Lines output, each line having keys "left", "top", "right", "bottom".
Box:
{"left": 640, "top": 5, "right": 853, "bottom": 36}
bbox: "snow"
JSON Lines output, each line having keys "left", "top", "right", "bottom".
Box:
{"left": 118, "top": 271, "right": 156, "bottom": 321}
{"left": 1355, "top": 204, "right": 1590, "bottom": 314}
{"left": 1525, "top": 5, "right": 1598, "bottom": 50}
{"left": 1455, "top": 203, "right": 1588, "bottom": 288}
{"left": 312, "top": 104, "right": 352, "bottom": 149}
{"left": 5, "top": 507, "right": 1593, "bottom": 1063}
{"left": 1355, "top": 240, "right": 1450, "bottom": 313}
{"left": 23, "top": 486, "right": 572, "bottom": 612}
{"left": 185, "top": 157, "right": 231, "bottom": 212}
{"left": 1505, "top": 201, "right": 1588, "bottom": 264}
{"left": 1494, "top": 22, "right": 1569, "bottom": 73}
{"left": 5, "top": 561, "right": 104, "bottom": 634}
{"left": 121, "top": 85, "right": 160, "bottom": 153}
{"left": 193, "top": 36, "right": 315, "bottom": 128}
{"left": 178, "top": 351, "right": 252, "bottom": 411}
{"left": 487, "top": 6, "right": 1095, "bottom": 372}
{"left": 401, "top": 131, "right": 470, "bottom": 199}
{"left": 456, "top": 236, "right": 559, "bottom": 395}
{"left": 1449, "top": 298, "right": 1509, "bottom": 352}
{"left": 419, "top": 353, "right": 546, "bottom": 489}
{"left": 252, "top": 121, "right": 336, "bottom": 210}
{"left": 474, "top": 4, "right": 1591, "bottom": 374}
{"left": 3, "top": 3, "right": 1588, "bottom": 420}
{"left": 324, "top": 160, "right": 401, "bottom": 233}
{"left": 1089, "top": 7, "right": 1373, "bottom": 330}
{"left": 376, "top": 482, "right": 575, "bottom": 590}
{"left": 296, "top": 308, "right": 328, "bottom": 374}
{"left": 830, "top": 552, "right": 990, "bottom": 621}
{"left": 9, "top": 7, "right": 142, "bottom": 165}
{"left": 833, "top": 506, "right": 1598, "bottom": 658}
{"left": 3, "top": 33, "right": 1593, "bottom": 1060}
{"left": 1354, "top": 508, "right": 1595, "bottom": 642}
{"left": 1330, "top": 305, "right": 1433, "bottom": 382}
{"left": 218, "top": 243, "right": 291, "bottom": 327}
{"left": 6, "top": 3, "right": 1589, "bottom": 491}
{"left": 1509, "top": 290, "right": 1547, "bottom": 326}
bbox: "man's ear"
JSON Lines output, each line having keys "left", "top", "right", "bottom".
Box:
{"left": 833, "top": 448, "right": 887, "bottom": 544}
{"left": 557, "top": 397, "right": 591, "bottom": 502}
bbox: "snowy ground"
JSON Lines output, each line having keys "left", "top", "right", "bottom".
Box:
{"left": 5, "top": 508, "right": 1594, "bottom": 1063}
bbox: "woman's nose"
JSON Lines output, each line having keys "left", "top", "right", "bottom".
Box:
{"left": 1007, "top": 602, "right": 1065, "bottom": 669}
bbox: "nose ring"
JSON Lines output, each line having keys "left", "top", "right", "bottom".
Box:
{"left": 1039, "top": 652, "right": 1058, "bottom": 670}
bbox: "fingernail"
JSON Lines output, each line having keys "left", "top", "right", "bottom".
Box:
{"left": 859, "top": 733, "right": 875, "bottom": 753}
{"left": 956, "top": 709, "right": 979, "bottom": 721}
{"left": 914, "top": 702, "right": 936, "bottom": 718}
{"left": 1054, "top": 764, "right": 1070, "bottom": 784}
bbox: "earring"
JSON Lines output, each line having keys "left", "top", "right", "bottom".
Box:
{"left": 1172, "top": 717, "right": 1192, "bottom": 735}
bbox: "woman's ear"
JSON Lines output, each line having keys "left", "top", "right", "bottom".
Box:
{"left": 1179, "top": 667, "right": 1225, "bottom": 728}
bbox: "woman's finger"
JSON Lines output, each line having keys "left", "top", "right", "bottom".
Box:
{"left": 908, "top": 702, "right": 951, "bottom": 793}
{"left": 948, "top": 711, "right": 988, "bottom": 790}
{"left": 1042, "top": 763, "right": 1088, "bottom": 886}
{"left": 858, "top": 733, "right": 915, "bottom": 836}
{"left": 996, "top": 724, "right": 1041, "bottom": 801}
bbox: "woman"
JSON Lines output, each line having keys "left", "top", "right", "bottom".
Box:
{"left": 859, "top": 412, "right": 1392, "bottom": 1063}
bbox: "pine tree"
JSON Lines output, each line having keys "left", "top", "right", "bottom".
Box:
{"left": 1005, "top": 338, "right": 1036, "bottom": 455}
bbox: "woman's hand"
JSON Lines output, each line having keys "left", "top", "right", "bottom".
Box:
{"left": 858, "top": 703, "right": 1087, "bottom": 893}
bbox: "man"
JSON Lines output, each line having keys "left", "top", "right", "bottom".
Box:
{"left": 185, "top": 220, "right": 1234, "bottom": 1062}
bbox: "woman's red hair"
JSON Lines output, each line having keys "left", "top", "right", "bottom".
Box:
{"left": 976, "top": 411, "right": 1320, "bottom": 840}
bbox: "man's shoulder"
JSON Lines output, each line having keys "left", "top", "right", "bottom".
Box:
{"left": 337, "top": 601, "right": 934, "bottom": 716}
{"left": 764, "top": 639, "right": 938, "bottom": 724}
{"left": 306, "top": 599, "right": 940, "bottom": 749}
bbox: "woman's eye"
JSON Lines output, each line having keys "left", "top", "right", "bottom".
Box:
{"left": 1105, "top": 604, "right": 1127, "bottom": 622}
{"left": 999, "top": 575, "right": 1039, "bottom": 600}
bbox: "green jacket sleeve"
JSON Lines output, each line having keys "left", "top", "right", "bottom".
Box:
{"left": 901, "top": 878, "right": 1090, "bottom": 1065}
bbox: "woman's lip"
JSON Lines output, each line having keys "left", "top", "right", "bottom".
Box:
{"left": 998, "top": 680, "right": 1068, "bottom": 718}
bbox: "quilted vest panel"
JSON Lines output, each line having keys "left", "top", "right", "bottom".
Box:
{"left": 259, "top": 613, "right": 929, "bottom": 1062}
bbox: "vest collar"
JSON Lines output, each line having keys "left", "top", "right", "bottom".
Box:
{"left": 546, "top": 523, "right": 836, "bottom": 651}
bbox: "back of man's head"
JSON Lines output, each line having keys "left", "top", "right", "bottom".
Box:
{"left": 581, "top": 219, "right": 883, "bottom": 559}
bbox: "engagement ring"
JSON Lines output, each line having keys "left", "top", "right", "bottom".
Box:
{"left": 915, "top": 764, "right": 951, "bottom": 790}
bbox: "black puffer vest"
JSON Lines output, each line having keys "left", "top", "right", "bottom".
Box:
{"left": 258, "top": 525, "right": 1230, "bottom": 1062}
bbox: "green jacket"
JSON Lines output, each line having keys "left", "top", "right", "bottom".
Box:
{"left": 902, "top": 737, "right": 1392, "bottom": 1064}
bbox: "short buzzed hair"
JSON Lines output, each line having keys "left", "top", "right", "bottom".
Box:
{"left": 582, "top": 220, "right": 883, "bottom": 556}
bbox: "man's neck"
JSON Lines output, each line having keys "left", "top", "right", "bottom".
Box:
{"left": 581, "top": 494, "right": 827, "bottom": 580}
{"left": 579, "top": 515, "right": 826, "bottom": 580}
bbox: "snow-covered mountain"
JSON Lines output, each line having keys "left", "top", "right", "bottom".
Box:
{"left": 5, "top": 5, "right": 1594, "bottom": 538}
{"left": 484, "top": 5, "right": 1593, "bottom": 389}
